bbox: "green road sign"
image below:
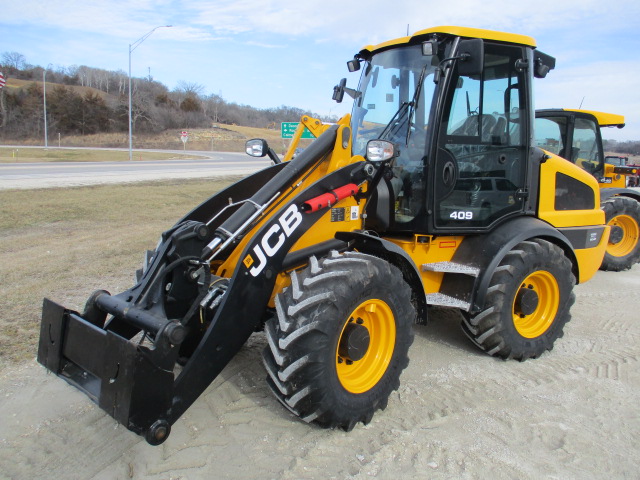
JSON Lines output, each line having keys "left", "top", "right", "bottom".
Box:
{"left": 281, "top": 122, "right": 315, "bottom": 139}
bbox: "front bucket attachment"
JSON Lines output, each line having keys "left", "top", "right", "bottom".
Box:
{"left": 37, "top": 298, "right": 175, "bottom": 444}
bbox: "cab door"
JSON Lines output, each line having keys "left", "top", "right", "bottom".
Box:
{"left": 431, "top": 42, "right": 530, "bottom": 231}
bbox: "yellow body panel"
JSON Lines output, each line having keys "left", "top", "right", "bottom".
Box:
{"left": 574, "top": 226, "right": 610, "bottom": 283}
{"left": 602, "top": 163, "right": 630, "bottom": 188}
{"left": 537, "top": 153, "right": 605, "bottom": 228}
{"left": 537, "top": 151, "right": 609, "bottom": 283}
{"left": 385, "top": 235, "right": 465, "bottom": 294}
{"left": 361, "top": 26, "right": 536, "bottom": 55}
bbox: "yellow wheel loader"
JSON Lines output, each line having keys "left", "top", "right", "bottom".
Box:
{"left": 38, "top": 26, "right": 609, "bottom": 445}
{"left": 535, "top": 109, "right": 640, "bottom": 270}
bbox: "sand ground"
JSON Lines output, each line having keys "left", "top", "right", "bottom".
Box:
{"left": 0, "top": 266, "right": 639, "bottom": 480}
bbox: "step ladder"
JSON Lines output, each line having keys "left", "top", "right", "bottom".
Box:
{"left": 422, "top": 261, "right": 480, "bottom": 311}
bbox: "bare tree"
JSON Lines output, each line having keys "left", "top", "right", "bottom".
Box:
{"left": 1, "top": 51, "right": 27, "bottom": 70}
{"left": 176, "top": 80, "right": 205, "bottom": 97}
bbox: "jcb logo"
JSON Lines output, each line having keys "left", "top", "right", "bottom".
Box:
{"left": 243, "top": 204, "right": 302, "bottom": 277}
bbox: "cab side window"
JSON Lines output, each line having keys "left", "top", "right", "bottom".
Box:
{"left": 534, "top": 117, "right": 566, "bottom": 157}
{"left": 571, "top": 118, "right": 602, "bottom": 174}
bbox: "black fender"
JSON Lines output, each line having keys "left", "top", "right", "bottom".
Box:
{"left": 440, "top": 216, "right": 578, "bottom": 315}
{"left": 335, "top": 231, "right": 428, "bottom": 323}
{"left": 599, "top": 187, "right": 640, "bottom": 203}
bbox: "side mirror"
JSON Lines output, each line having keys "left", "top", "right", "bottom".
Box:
{"left": 457, "top": 38, "right": 484, "bottom": 77}
{"left": 332, "top": 78, "right": 360, "bottom": 103}
{"left": 246, "top": 139, "right": 281, "bottom": 164}
{"left": 332, "top": 78, "right": 347, "bottom": 103}
{"left": 246, "top": 138, "right": 268, "bottom": 157}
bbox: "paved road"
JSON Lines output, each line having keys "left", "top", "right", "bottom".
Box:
{"left": 0, "top": 150, "right": 271, "bottom": 190}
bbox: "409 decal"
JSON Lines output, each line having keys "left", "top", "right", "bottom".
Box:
{"left": 450, "top": 211, "right": 474, "bottom": 220}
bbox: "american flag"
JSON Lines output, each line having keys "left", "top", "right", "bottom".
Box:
{"left": 0, "top": 72, "right": 5, "bottom": 90}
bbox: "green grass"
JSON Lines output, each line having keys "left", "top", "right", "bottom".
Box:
{"left": 0, "top": 177, "right": 239, "bottom": 370}
{"left": 0, "top": 147, "right": 201, "bottom": 163}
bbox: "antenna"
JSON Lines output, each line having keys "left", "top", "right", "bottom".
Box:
{"left": 407, "top": 24, "right": 410, "bottom": 36}
{"left": 579, "top": 96, "right": 585, "bottom": 109}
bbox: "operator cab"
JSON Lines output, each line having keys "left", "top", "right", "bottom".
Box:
{"left": 535, "top": 109, "right": 625, "bottom": 182}
{"left": 336, "top": 27, "right": 555, "bottom": 235}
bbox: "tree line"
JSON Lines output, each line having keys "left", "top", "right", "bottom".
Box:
{"left": 603, "top": 139, "right": 640, "bottom": 157}
{"left": 0, "top": 51, "right": 334, "bottom": 139}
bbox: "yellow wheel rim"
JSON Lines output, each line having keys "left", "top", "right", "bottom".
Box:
{"left": 512, "top": 271, "right": 559, "bottom": 338}
{"left": 607, "top": 214, "right": 640, "bottom": 258}
{"left": 336, "top": 299, "right": 396, "bottom": 394}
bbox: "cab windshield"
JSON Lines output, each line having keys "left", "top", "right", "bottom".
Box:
{"left": 351, "top": 44, "right": 438, "bottom": 159}
{"left": 351, "top": 44, "right": 439, "bottom": 223}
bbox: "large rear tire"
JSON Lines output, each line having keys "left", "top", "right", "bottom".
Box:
{"left": 600, "top": 196, "right": 640, "bottom": 271}
{"left": 461, "top": 239, "right": 575, "bottom": 361}
{"left": 262, "top": 251, "right": 415, "bottom": 430}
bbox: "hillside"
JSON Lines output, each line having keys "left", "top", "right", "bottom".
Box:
{"left": 0, "top": 59, "right": 334, "bottom": 148}
{"left": 1, "top": 61, "right": 638, "bottom": 155}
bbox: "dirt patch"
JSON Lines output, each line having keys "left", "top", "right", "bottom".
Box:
{"left": 0, "top": 268, "right": 638, "bottom": 479}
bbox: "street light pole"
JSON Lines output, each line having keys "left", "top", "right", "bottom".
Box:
{"left": 128, "top": 25, "right": 172, "bottom": 161}
{"left": 43, "top": 69, "right": 48, "bottom": 148}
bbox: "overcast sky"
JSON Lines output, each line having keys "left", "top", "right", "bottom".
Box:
{"left": 2, "top": 0, "right": 639, "bottom": 140}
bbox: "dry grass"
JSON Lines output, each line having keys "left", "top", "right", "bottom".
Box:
{"left": 3, "top": 123, "right": 310, "bottom": 154}
{"left": 0, "top": 147, "right": 200, "bottom": 163}
{"left": 0, "top": 177, "right": 239, "bottom": 370}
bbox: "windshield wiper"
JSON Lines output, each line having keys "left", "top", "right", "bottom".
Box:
{"left": 379, "top": 101, "right": 411, "bottom": 141}
{"left": 405, "top": 64, "right": 429, "bottom": 145}
{"left": 379, "top": 64, "right": 429, "bottom": 146}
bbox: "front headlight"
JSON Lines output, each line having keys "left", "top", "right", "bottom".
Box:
{"left": 366, "top": 140, "right": 395, "bottom": 162}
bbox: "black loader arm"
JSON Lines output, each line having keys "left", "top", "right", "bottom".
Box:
{"left": 37, "top": 125, "right": 370, "bottom": 444}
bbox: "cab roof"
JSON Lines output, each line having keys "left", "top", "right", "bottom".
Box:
{"left": 360, "top": 25, "right": 537, "bottom": 55}
{"left": 563, "top": 109, "right": 625, "bottom": 128}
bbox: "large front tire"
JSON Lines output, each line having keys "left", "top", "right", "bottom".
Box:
{"left": 262, "top": 251, "right": 415, "bottom": 430}
{"left": 462, "top": 239, "right": 575, "bottom": 361}
{"left": 600, "top": 196, "right": 640, "bottom": 271}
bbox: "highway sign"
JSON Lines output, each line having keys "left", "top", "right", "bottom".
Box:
{"left": 281, "top": 122, "right": 314, "bottom": 139}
